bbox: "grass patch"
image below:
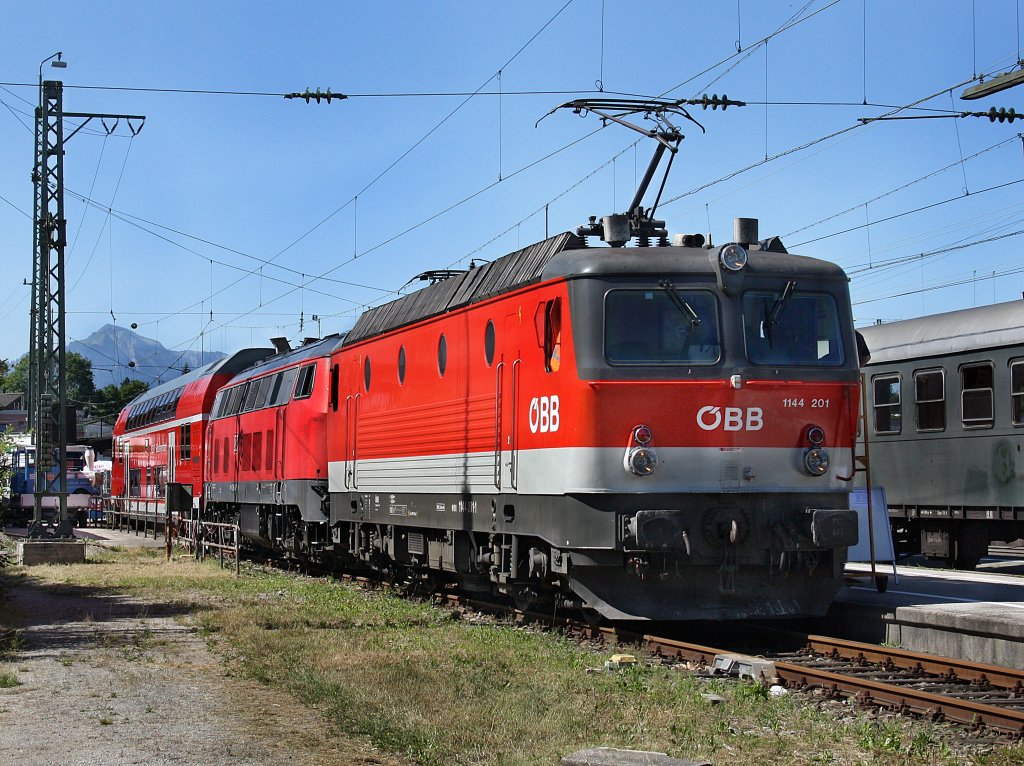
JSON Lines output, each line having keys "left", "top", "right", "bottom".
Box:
{"left": 0, "top": 670, "right": 20, "bottom": 688}
{"left": 4, "top": 546, "right": 1024, "bottom": 766}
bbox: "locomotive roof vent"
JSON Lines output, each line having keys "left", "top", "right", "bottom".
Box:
{"left": 734, "top": 217, "right": 758, "bottom": 247}
{"left": 729, "top": 218, "right": 789, "bottom": 253}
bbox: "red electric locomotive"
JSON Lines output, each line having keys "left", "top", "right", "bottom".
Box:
{"left": 110, "top": 348, "right": 271, "bottom": 526}
{"left": 318, "top": 220, "right": 861, "bottom": 620}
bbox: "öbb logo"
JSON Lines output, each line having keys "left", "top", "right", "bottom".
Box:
{"left": 528, "top": 396, "right": 560, "bottom": 433}
{"left": 696, "top": 406, "right": 763, "bottom": 431}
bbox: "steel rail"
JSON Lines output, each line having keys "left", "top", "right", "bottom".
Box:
{"left": 632, "top": 632, "right": 1024, "bottom": 737}
{"left": 774, "top": 661, "right": 1024, "bottom": 735}
{"left": 802, "top": 634, "right": 1024, "bottom": 691}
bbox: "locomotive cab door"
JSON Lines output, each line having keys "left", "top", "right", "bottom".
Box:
{"left": 494, "top": 313, "right": 522, "bottom": 492}
{"left": 344, "top": 355, "right": 362, "bottom": 490}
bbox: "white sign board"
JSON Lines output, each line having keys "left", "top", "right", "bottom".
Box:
{"left": 848, "top": 487, "right": 896, "bottom": 564}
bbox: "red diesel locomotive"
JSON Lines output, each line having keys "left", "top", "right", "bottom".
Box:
{"left": 204, "top": 336, "right": 343, "bottom": 553}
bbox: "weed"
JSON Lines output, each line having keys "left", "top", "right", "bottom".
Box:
{"left": 99, "top": 718, "right": 113, "bottom": 726}
{"left": 0, "top": 670, "right": 21, "bottom": 688}
{"left": 857, "top": 719, "right": 903, "bottom": 752}
{"left": 735, "top": 681, "right": 770, "bottom": 702}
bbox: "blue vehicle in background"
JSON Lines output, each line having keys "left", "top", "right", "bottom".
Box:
{"left": 7, "top": 442, "right": 101, "bottom": 526}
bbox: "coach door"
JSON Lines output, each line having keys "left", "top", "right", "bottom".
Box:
{"left": 494, "top": 313, "right": 521, "bottom": 492}
{"left": 121, "top": 439, "right": 132, "bottom": 513}
{"left": 167, "top": 430, "right": 177, "bottom": 485}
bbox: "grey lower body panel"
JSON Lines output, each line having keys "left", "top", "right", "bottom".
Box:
{"left": 330, "top": 488, "right": 855, "bottom": 620}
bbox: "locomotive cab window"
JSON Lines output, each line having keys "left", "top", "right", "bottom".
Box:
{"left": 872, "top": 374, "right": 902, "bottom": 434}
{"left": 544, "top": 299, "right": 562, "bottom": 372}
{"left": 1012, "top": 361, "right": 1024, "bottom": 426}
{"left": 293, "top": 364, "right": 316, "bottom": 400}
{"left": 743, "top": 289, "right": 844, "bottom": 366}
{"left": 914, "top": 369, "right": 945, "bottom": 431}
{"left": 961, "top": 362, "right": 994, "bottom": 429}
{"left": 604, "top": 288, "right": 720, "bottom": 364}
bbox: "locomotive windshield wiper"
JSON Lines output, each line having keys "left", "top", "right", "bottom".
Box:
{"left": 761, "top": 280, "right": 797, "bottom": 347}
{"left": 659, "top": 279, "right": 700, "bottom": 327}
{"left": 766, "top": 280, "right": 797, "bottom": 328}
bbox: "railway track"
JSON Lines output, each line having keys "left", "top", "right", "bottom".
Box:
{"left": 438, "top": 591, "right": 1024, "bottom": 738}
{"left": 619, "top": 630, "right": 1024, "bottom": 739}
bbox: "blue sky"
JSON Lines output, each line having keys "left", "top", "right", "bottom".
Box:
{"left": 1, "top": 1, "right": 1022, "bottom": 385}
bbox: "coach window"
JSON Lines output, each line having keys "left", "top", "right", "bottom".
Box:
{"left": 363, "top": 357, "right": 372, "bottom": 392}
{"left": 1012, "top": 361, "right": 1024, "bottom": 425}
{"left": 544, "top": 299, "right": 562, "bottom": 372}
{"left": 914, "top": 369, "right": 945, "bottom": 431}
{"left": 484, "top": 322, "right": 495, "bottom": 367}
{"left": 872, "top": 374, "right": 901, "bottom": 434}
{"left": 397, "top": 347, "right": 407, "bottom": 384}
{"left": 962, "top": 362, "right": 994, "bottom": 429}
{"left": 294, "top": 364, "right": 316, "bottom": 399}
{"left": 180, "top": 424, "right": 191, "bottom": 460}
{"left": 438, "top": 334, "right": 448, "bottom": 377}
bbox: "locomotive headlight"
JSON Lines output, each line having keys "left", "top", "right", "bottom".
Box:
{"left": 719, "top": 243, "right": 748, "bottom": 271}
{"left": 806, "top": 425, "right": 825, "bottom": 445}
{"left": 803, "top": 447, "right": 830, "bottom": 476}
{"left": 625, "top": 446, "right": 658, "bottom": 476}
{"left": 633, "top": 425, "right": 653, "bottom": 445}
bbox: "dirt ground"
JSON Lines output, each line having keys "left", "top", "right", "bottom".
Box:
{"left": 0, "top": 542, "right": 404, "bottom": 766}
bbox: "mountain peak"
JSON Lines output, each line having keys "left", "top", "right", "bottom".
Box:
{"left": 71, "top": 325, "right": 225, "bottom": 386}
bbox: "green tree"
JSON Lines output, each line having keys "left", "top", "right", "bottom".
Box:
{"left": 1, "top": 352, "right": 97, "bottom": 408}
{"left": 93, "top": 378, "right": 149, "bottom": 421}
{"left": 1, "top": 355, "right": 28, "bottom": 397}
{"left": 66, "top": 352, "right": 96, "bottom": 407}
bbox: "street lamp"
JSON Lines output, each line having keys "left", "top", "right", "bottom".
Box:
{"left": 39, "top": 52, "right": 67, "bottom": 91}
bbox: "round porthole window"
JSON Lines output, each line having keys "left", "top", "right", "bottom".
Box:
{"left": 398, "top": 346, "right": 406, "bottom": 384}
{"left": 438, "top": 334, "right": 447, "bottom": 377}
{"left": 484, "top": 320, "right": 495, "bottom": 366}
{"left": 364, "top": 357, "right": 371, "bottom": 391}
